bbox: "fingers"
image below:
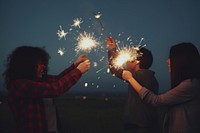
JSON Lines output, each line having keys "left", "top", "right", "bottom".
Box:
{"left": 105, "top": 37, "right": 116, "bottom": 49}
{"left": 105, "top": 37, "right": 114, "bottom": 44}
{"left": 77, "top": 59, "right": 91, "bottom": 74}
{"left": 80, "top": 54, "right": 88, "bottom": 58}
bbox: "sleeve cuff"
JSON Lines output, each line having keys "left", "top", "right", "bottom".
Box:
{"left": 138, "top": 87, "right": 149, "bottom": 100}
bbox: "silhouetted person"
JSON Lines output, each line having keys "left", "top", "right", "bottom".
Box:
{"left": 123, "top": 43, "right": 200, "bottom": 133}
{"left": 3, "top": 46, "right": 90, "bottom": 133}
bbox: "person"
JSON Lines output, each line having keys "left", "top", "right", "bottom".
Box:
{"left": 122, "top": 43, "right": 200, "bottom": 133}
{"left": 106, "top": 37, "right": 160, "bottom": 133}
{"left": 3, "top": 46, "right": 90, "bottom": 133}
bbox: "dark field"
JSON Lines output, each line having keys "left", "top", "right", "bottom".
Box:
{"left": 0, "top": 94, "right": 166, "bottom": 133}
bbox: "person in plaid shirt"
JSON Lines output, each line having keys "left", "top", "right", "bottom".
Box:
{"left": 3, "top": 46, "right": 90, "bottom": 133}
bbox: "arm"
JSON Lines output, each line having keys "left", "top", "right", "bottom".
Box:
{"left": 11, "top": 60, "right": 90, "bottom": 98}
{"left": 45, "top": 54, "right": 88, "bottom": 82}
{"left": 122, "top": 70, "right": 143, "bottom": 92}
{"left": 122, "top": 70, "right": 195, "bottom": 106}
{"left": 106, "top": 37, "right": 123, "bottom": 79}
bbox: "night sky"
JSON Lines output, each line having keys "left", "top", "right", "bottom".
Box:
{"left": 1, "top": 0, "right": 200, "bottom": 94}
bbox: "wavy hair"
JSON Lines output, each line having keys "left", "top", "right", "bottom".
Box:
{"left": 3, "top": 46, "right": 50, "bottom": 88}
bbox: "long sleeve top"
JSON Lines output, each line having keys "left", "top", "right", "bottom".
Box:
{"left": 7, "top": 64, "right": 82, "bottom": 133}
{"left": 139, "top": 78, "right": 200, "bottom": 133}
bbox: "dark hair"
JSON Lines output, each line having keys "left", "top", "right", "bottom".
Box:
{"left": 3, "top": 46, "right": 50, "bottom": 88}
{"left": 137, "top": 47, "right": 153, "bottom": 69}
{"left": 169, "top": 43, "right": 200, "bottom": 88}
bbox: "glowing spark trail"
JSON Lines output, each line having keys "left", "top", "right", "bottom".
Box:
{"left": 139, "top": 38, "right": 144, "bottom": 45}
{"left": 71, "top": 18, "right": 83, "bottom": 28}
{"left": 96, "top": 66, "right": 107, "bottom": 73}
{"left": 57, "top": 25, "right": 68, "bottom": 40}
{"left": 112, "top": 46, "right": 142, "bottom": 69}
{"left": 75, "top": 31, "right": 99, "bottom": 53}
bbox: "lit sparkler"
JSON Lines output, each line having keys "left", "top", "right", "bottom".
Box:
{"left": 71, "top": 18, "right": 83, "bottom": 28}
{"left": 75, "top": 31, "right": 99, "bottom": 53}
{"left": 112, "top": 46, "right": 142, "bottom": 69}
{"left": 57, "top": 25, "right": 68, "bottom": 40}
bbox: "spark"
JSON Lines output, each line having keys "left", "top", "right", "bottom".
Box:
{"left": 127, "top": 36, "right": 132, "bottom": 42}
{"left": 94, "top": 12, "right": 102, "bottom": 19}
{"left": 75, "top": 31, "right": 99, "bottom": 53}
{"left": 96, "top": 66, "right": 107, "bottom": 73}
{"left": 93, "top": 62, "right": 98, "bottom": 67}
{"left": 84, "top": 82, "right": 88, "bottom": 87}
{"left": 57, "top": 48, "right": 66, "bottom": 56}
{"left": 99, "top": 56, "right": 105, "bottom": 62}
{"left": 71, "top": 18, "right": 83, "bottom": 28}
{"left": 139, "top": 38, "right": 144, "bottom": 45}
{"left": 57, "top": 25, "right": 68, "bottom": 40}
{"left": 107, "top": 68, "right": 110, "bottom": 73}
{"left": 112, "top": 46, "right": 142, "bottom": 69}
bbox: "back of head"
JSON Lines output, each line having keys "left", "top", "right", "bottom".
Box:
{"left": 3, "top": 46, "right": 50, "bottom": 88}
{"left": 169, "top": 42, "right": 200, "bottom": 88}
{"left": 138, "top": 47, "right": 153, "bottom": 69}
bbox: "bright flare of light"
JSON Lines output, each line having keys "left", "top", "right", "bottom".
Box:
{"left": 57, "top": 25, "right": 68, "bottom": 40}
{"left": 76, "top": 31, "right": 99, "bottom": 53}
{"left": 93, "top": 62, "right": 98, "bottom": 67}
{"left": 112, "top": 46, "right": 141, "bottom": 69}
{"left": 84, "top": 82, "right": 88, "bottom": 87}
{"left": 72, "top": 18, "right": 83, "bottom": 28}
{"left": 95, "top": 12, "right": 102, "bottom": 19}
{"left": 57, "top": 48, "right": 66, "bottom": 56}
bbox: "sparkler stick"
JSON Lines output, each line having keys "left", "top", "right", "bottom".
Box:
{"left": 93, "top": 12, "right": 104, "bottom": 30}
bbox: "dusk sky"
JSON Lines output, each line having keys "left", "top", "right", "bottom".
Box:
{"left": 0, "top": 0, "right": 200, "bottom": 94}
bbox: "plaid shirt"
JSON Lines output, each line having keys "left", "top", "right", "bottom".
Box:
{"left": 8, "top": 64, "right": 82, "bottom": 133}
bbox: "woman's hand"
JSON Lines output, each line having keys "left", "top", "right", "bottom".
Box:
{"left": 122, "top": 70, "right": 133, "bottom": 81}
{"left": 77, "top": 60, "right": 91, "bottom": 74}
{"left": 105, "top": 37, "right": 116, "bottom": 50}
{"left": 74, "top": 54, "right": 88, "bottom": 67}
{"left": 122, "top": 70, "right": 143, "bottom": 93}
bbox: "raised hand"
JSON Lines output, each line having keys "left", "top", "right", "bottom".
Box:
{"left": 74, "top": 54, "right": 88, "bottom": 67}
{"left": 122, "top": 70, "right": 133, "bottom": 81}
{"left": 105, "top": 37, "right": 116, "bottom": 50}
{"left": 77, "top": 59, "right": 91, "bottom": 74}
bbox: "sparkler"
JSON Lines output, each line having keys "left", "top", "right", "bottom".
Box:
{"left": 112, "top": 46, "right": 142, "bottom": 69}
{"left": 75, "top": 31, "right": 99, "bottom": 53}
{"left": 57, "top": 25, "right": 68, "bottom": 40}
{"left": 71, "top": 18, "right": 83, "bottom": 28}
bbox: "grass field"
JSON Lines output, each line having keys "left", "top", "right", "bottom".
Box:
{"left": 0, "top": 93, "right": 166, "bottom": 133}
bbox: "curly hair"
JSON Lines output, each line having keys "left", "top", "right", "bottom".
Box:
{"left": 3, "top": 46, "right": 50, "bottom": 88}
